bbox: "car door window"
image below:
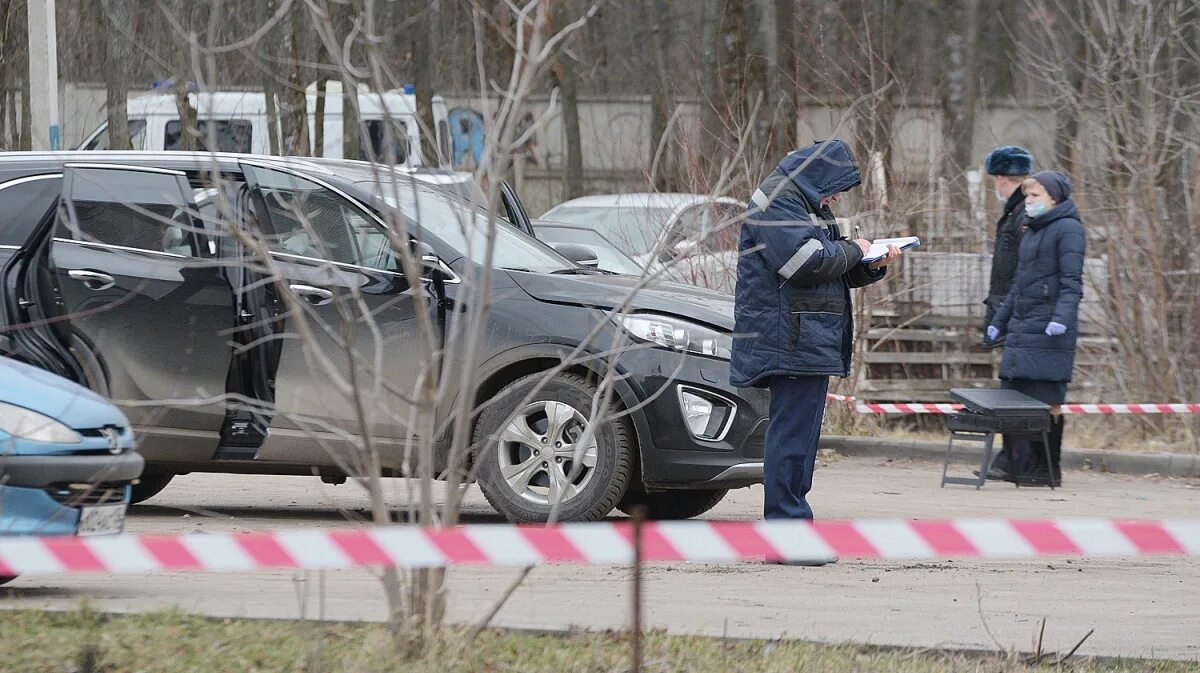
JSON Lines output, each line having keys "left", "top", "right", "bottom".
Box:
{"left": 0, "top": 175, "right": 63, "bottom": 245}
{"left": 361, "top": 119, "right": 409, "bottom": 165}
{"left": 165, "top": 119, "right": 253, "bottom": 153}
{"left": 62, "top": 167, "right": 195, "bottom": 255}
{"left": 82, "top": 120, "right": 148, "bottom": 151}
{"left": 245, "top": 166, "right": 397, "bottom": 272}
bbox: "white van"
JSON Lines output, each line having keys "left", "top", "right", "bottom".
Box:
{"left": 78, "top": 82, "right": 453, "bottom": 169}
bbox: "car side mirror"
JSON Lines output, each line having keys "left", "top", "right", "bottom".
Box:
{"left": 416, "top": 241, "right": 446, "bottom": 280}
{"left": 552, "top": 243, "right": 599, "bottom": 268}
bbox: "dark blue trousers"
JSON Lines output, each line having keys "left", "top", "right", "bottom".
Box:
{"left": 764, "top": 375, "right": 829, "bottom": 520}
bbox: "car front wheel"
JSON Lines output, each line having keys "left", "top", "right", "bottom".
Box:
{"left": 129, "top": 471, "right": 174, "bottom": 504}
{"left": 475, "top": 372, "right": 633, "bottom": 523}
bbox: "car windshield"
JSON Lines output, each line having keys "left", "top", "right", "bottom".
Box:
{"left": 359, "top": 179, "right": 573, "bottom": 274}
{"left": 540, "top": 205, "right": 675, "bottom": 256}
{"left": 533, "top": 225, "right": 645, "bottom": 275}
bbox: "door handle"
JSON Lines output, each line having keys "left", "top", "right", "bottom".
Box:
{"left": 289, "top": 284, "right": 334, "bottom": 306}
{"left": 67, "top": 269, "right": 116, "bottom": 291}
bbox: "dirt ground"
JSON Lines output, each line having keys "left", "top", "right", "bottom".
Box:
{"left": 3, "top": 457, "right": 1199, "bottom": 660}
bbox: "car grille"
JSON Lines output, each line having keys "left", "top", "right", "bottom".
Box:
{"left": 43, "top": 481, "right": 127, "bottom": 507}
{"left": 75, "top": 425, "right": 131, "bottom": 454}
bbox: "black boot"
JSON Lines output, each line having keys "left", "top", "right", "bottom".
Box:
{"left": 1020, "top": 419, "right": 1063, "bottom": 487}
{"left": 1049, "top": 415, "right": 1064, "bottom": 485}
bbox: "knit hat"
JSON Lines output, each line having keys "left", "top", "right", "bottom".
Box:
{"left": 984, "top": 145, "right": 1034, "bottom": 176}
{"left": 1031, "top": 170, "right": 1072, "bottom": 203}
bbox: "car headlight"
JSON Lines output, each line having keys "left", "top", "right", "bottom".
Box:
{"left": 616, "top": 314, "right": 732, "bottom": 359}
{"left": 0, "top": 401, "right": 82, "bottom": 444}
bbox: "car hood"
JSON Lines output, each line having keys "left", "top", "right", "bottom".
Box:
{"left": 508, "top": 271, "right": 735, "bottom": 331}
{"left": 0, "top": 356, "right": 128, "bottom": 432}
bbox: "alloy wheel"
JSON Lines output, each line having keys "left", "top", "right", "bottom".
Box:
{"left": 497, "top": 400, "right": 598, "bottom": 506}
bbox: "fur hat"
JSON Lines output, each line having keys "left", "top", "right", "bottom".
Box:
{"left": 984, "top": 145, "right": 1034, "bottom": 176}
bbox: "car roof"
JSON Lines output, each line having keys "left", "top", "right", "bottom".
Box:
{"left": 0, "top": 150, "right": 344, "bottom": 175}
{"left": 546, "top": 192, "right": 744, "bottom": 211}
{"left": 0, "top": 152, "right": 446, "bottom": 195}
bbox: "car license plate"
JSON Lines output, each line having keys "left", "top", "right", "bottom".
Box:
{"left": 77, "top": 503, "right": 126, "bottom": 537}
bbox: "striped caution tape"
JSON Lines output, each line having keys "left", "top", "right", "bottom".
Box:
{"left": 826, "top": 393, "right": 1200, "bottom": 415}
{"left": 1, "top": 519, "right": 1198, "bottom": 576}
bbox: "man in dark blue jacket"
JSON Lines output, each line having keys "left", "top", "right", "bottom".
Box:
{"left": 979, "top": 145, "right": 1034, "bottom": 480}
{"left": 983, "top": 145, "right": 1034, "bottom": 330}
{"left": 731, "top": 140, "right": 899, "bottom": 537}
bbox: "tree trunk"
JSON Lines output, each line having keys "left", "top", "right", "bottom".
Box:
{"left": 257, "top": 0, "right": 280, "bottom": 155}
{"left": 851, "top": 0, "right": 898, "bottom": 207}
{"left": 719, "top": 0, "right": 749, "bottom": 138}
{"left": 166, "top": 0, "right": 198, "bottom": 151}
{"left": 280, "top": 0, "right": 309, "bottom": 156}
{"left": 939, "top": 0, "right": 980, "bottom": 211}
{"left": 0, "top": 0, "right": 8, "bottom": 148}
{"left": 337, "top": 3, "right": 360, "bottom": 161}
{"left": 102, "top": 0, "right": 133, "bottom": 150}
{"left": 341, "top": 81, "right": 359, "bottom": 161}
{"left": 313, "top": 78, "right": 326, "bottom": 157}
{"left": 412, "top": 0, "right": 436, "bottom": 166}
{"left": 699, "top": 0, "right": 722, "bottom": 169}
{"left": 648, "top": 0, "right": 673, "bottom": 190}
{"left": 19, "top": 50, "right": 30, "bottom": 150}
{"left": 771, "top": 0, "right": 797, "bottom": 157}
{"left": 551, "top": 3, "right": 583, "bottom": 199}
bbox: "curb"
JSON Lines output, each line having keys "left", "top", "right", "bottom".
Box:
{"left": 820, "top": 435, "right": 1200, "bottom": 478}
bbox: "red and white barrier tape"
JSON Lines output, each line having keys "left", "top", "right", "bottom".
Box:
{"left": 2, "top": 519, "right": 1198, "bottom": 576}
{"left": 826, "top": 393, "right": 1200, "bottom": 415}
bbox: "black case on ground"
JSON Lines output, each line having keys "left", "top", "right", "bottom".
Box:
{"left": 947, "top": 388, "right": 1051, "bottom": 433}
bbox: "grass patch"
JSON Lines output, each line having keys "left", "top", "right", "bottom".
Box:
{"left": 0, "top": 607, "right": 1195, "bottom": 672}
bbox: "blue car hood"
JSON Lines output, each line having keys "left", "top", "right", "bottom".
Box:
{"left": 0, "top": 357, "right": 128, "bottom": 431}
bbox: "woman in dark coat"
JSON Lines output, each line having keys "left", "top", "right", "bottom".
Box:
{"left": 986, "top": 170, "right": 1085, "bottom": 486}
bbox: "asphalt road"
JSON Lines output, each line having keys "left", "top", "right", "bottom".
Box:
{"left": 4, "top": 456, "right": 1199, "bottom": 660}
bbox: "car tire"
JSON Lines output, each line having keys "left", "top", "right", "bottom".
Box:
{"left": 129, "top": 471, "right": 174, "bottom": 504}
{"left": 475, "top": 372, "right": 633, "bottom": 523}
{"left": 617, "top": 488, "right": 728, "bottom": 520}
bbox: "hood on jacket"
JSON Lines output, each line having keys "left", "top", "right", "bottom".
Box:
{"left": 773, "top": 140, "right": 862, "bottom": 211}
{"left": 1026, "top": 197, "right": 1080, "bottom": 229}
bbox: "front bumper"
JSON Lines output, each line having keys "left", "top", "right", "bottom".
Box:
{"left": 0, "top": 481, "right": 132, "bottom": 536}
{"left": 0, "top": 451, "right": 144, "bottom": 488}
{"left": 615, "top": 346, "right": 770, "bottom": 490}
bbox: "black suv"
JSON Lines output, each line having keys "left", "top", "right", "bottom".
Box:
{"left": 0, "top": 152, "right": 768, "bottom": 522}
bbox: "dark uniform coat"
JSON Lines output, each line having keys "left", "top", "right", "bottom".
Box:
{"left": 731, "top": 141, "right": 886, "bottom": 388}
{"left": 985, "top": 189, "right": 1026, "bottom": 328}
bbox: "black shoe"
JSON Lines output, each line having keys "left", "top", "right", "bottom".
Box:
{"left": 972, "top": 465, "right": 1011, "bottom": 481}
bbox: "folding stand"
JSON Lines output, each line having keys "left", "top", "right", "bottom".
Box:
{"left": 940, "top": 388, "right": 1054, "bottom": 490}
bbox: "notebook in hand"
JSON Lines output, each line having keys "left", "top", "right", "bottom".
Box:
{"left": 862, "top": 236, "right": 921, "bottom": 263}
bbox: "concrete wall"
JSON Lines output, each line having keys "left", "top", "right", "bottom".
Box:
{"left": 54, "top": 84, "right": 1064, "bottom": 215}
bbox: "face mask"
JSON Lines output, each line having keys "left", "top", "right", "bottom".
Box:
{"left": 1025, "top": 201, "right": 1049, "bottom": 218}
{"left": 995, "top": 190, "right": 1007, "bottom": 204}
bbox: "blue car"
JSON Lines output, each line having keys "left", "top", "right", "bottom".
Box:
{"left": 0, "top": 356, "right": 142, "bottom": 581}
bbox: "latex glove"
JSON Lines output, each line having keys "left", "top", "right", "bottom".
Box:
{"left": 986, "top": 325, "right": 1000, "bottom": 342}
{"left": 1045, "top": 322, "right": 1067, "bottom": 336}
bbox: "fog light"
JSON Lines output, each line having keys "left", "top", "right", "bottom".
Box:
{"left": 677, "top": 386, "right": 736, "bottom": 441}
{"left": 680, "top": 390, "right": 714, "bottom": 437}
